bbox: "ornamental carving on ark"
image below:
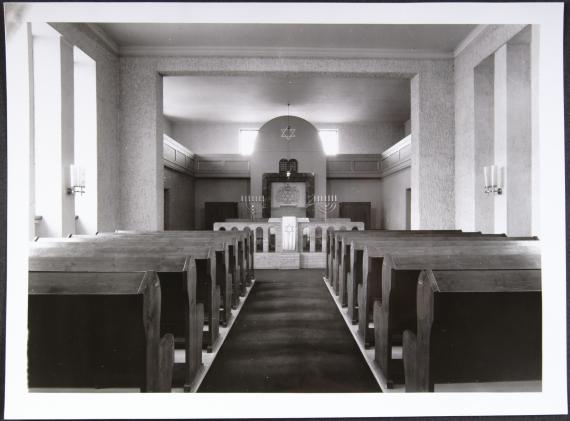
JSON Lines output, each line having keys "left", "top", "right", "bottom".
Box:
{"left": 276, "top": 183, "right": 300, "bottom": 205}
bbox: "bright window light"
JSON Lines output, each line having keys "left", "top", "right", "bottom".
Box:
{"left": 319, "top": 129, "right": 339, "bottom": 156}
{"left": 239, "top": 129, "right": 258, "bottom": 156}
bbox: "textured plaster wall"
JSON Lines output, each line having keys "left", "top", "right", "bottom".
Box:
{"left": 493, "top": 45, "right": 508, "bottom": 234}
{"left": 120, "top": 55, "right": 454, "bottom": 229}
{"left": 473, "top": 57, "right": 495, "bottom": 233}
{"left": 410, "top": 63, "right": 455, "bottom": 229}
{"left": 171, "top": 121, "right": 403, "bottom": 155}
{"left": 119, "top": 58, "right": 163, "bottom": 229}
{"left": 194, "top": 179, "right": 249, "bottom": 229}
{"left": 381, "top": 167, "right": 411, "bottom": 230}
{"left": 505, "top": 43, "right": 532, "bottom": 236}
{"left": 50, "top": 23, "right": 120, "bottom": 233}
{"left": 454, "top": 25, "right": 527, "bottom": 231}
{"left": 326, "top": 179, "right": 383, "bottom": 229}
{"left": 163, "top": 167, "right": 194, "bottom": 230}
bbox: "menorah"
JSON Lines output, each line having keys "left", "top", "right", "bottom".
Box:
{"left": 241, "top": 195, "right": 265, "bottom": 220}
{"left": 310, "top": 195, "right": 338, "bottom": 220}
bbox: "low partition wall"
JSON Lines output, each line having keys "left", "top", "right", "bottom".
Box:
{"left": 214, "top": 219, "right": 364, "bottom": 269}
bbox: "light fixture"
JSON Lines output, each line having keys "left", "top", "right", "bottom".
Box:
{"left": 281, "top": 103, "right": 296, "bottom": 141}
{"left": 239, "top": 129, "right": 258, "bottom": 156}
{"left": 319, "top": 129, "right": 339, "bottom": 156}
{"left": 68, "top": 164, "right": 85, "bottom": 195}
{"left": 483, "top": 165, "right": 503, "bottom": 195}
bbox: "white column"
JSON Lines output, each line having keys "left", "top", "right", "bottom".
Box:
{"left": 493, "top": 45, "right": 508, "bottom": 235}
{"left": 119, "top": 59, "right": 163, "bottom": 230}
{"left": 494, "top": 42, "right": 532, "bottom": 236}
{"left": 530, "top": 25, "right": 540, "bottom": 237}
{"left": 506, "top": 43, "right": 532, "bottom": 236}
{"left": 474, "top": 57, "right": 495, "bottom": 233}
{"left": 410, "top": 63, "right": 455, "bottom": 229}
{"left": 73, "top": 47, "right": 97, "bottom": 234}
{"left": 32, "top": 24, "right": 75, "bottom": 237}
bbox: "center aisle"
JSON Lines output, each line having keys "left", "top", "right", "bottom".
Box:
{"left": 198, "top": 269, "right": 381, "bottom": 393}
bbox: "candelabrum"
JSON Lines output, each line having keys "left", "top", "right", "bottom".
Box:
{"left": 483, "top": 165, "right": 503, "bottom": 195}
{"left": 241, "top": 195, "right": 265, "bottom": 220}
{"left": 308, "top": 195, "right": 338, "bottom": 220}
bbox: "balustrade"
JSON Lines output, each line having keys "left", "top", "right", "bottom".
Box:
{"left": 213, "top": 219, "right": 364, "bottom": 269}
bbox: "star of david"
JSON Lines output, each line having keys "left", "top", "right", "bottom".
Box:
{"left": 281, "top": 127, "right": 296, "bottom": 140}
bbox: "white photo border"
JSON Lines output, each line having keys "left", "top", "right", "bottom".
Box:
{"left": 3, "top": 2, "right": 567, "bottom": 419}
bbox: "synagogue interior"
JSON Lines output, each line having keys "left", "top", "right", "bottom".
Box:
{"left": 5, "top": 5, "right": 565, "bottom": 408}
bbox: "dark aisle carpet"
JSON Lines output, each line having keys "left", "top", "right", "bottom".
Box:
{"left": 198, "top": 269, "right": 381, "bottom": 393}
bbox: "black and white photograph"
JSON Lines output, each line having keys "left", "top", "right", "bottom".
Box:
{"left": 3, "top": 2, "right": 567, "bottom": 419}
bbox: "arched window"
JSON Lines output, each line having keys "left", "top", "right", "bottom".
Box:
{"left": 219, "top": 227, "right": 226, "bottom": 231}
{"left": 231, "top": 227, "right": 238, "bottom": 231}
{"left": 352, "top": 226, "right": 359, "bottom": 231}
{"left": 302, "top": 227, "right": 310, "bottom": 252}
{"left": 268, "top": 227, "right": 276, "bottom": 252}
{"left": 315, "top": 227, "right": 323, "bottom": 252}
{"left": 256, "top": 227, "right": 263, "bottom": 252}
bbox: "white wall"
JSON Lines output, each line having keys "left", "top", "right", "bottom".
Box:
{"left": 32, "top": 26, "right": 74, "bottom": 237}
{"left": 326, "top": 179, "right": 382, "bottom": 228}
{"left": 171, "top": 121, "right": 404, "bottom": 155}
{"left": 163, "top": 167, "right": 195, "bottom": 230}
{"left": 381, "top": 167, "right": 411, "bottom": 229}
{"left": 194, "top": 178, "right": 249, "bottom": 229}
{"left": 50, "top": 23, "right": 120, "bottom": 233}
{"left": 455, "top": 25, "right": 535, "bottom": 236}
{"left": 252, "top": 115, "right": 327, "bottom": 199}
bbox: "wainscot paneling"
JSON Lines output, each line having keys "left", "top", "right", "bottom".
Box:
{"left": 163, "top": 134, "right": 195, "bottom": 176}
{"left": 326, "top": 135, "right": 411, "bottom": 179}
{"left": 194, "top": 155, "right": 250, "bottom": 178}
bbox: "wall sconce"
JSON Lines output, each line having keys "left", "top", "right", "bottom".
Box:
{"left": 68, "top": 164, "right": 85, "bottom": 195}
{"left": 483, "top": 165, "right": 503, "bottom": 195}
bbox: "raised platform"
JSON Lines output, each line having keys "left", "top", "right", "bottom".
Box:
{"left": 255, "top": 252, "right": 326, "bottom": 269}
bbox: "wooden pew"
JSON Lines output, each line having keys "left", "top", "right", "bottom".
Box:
{"left": 372, "top": 249, "right": 540, "bottom": 387}
{"left": 112, "top": 230, "right": 251, "bottom": 300}
{"left": 351, "top": 236, "right": 539, "bottom": 339}
{"left": 328, "top": 230, "right": 467, "bottom": 294}
{"left": 402, "top": 269, "right": 541, "bottom": 392}
{"left": 324, "top": 229, "right": 461, "bottom": 284}
{"left": 335, "top": 232, "right": 501, "bottom": 316}
{"left": 338, "top": 231, "right": 509, "bottom": 310}
{"left": 31, "top": 240, "right": 222, "bottom": 349}
{"left": 54, "top": 234, "right": 235, "bottom": 328}
{"left": 28, "top": 270, "right": 174, "bottom": 392}
{"left": 29, "top": 251, "right": 204, "bottom": 391}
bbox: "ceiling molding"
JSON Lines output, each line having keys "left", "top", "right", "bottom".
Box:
{"left": 453, "top": 24, "right": 488, "bottom": 58}
{"left": 85, "top": 23, "right": 120, "bottom": 55}
{"left": 120, "top": 45, "right": 454, "bottom": 60}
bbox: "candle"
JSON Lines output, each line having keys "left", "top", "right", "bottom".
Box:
{"left": 79, "top": 167, "right": 85, "bottom": 187}
{"left": 483, "top": 166, "right": 489, "bottom": 189}
{"left": 490, "top": 165, "right": 496, "bottom": 187}
{"left": 70, "top": 164, "right": 76, "bottom": 188}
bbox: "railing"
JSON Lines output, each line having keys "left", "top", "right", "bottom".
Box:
{"left": 213, "top": 219, "right": 364, "bottom": 254}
